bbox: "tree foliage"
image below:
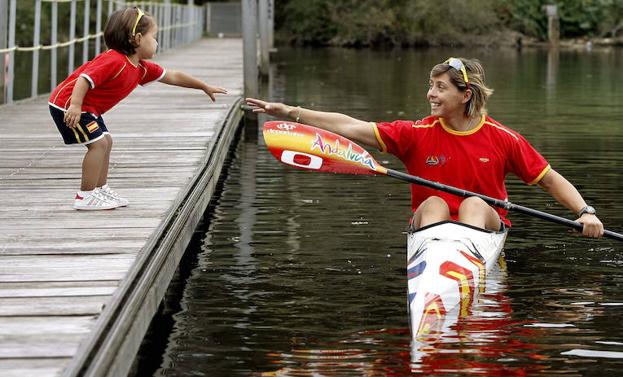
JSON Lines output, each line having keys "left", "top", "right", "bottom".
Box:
{"left": 276, "top": 0, "right": 623, "bottom": 46}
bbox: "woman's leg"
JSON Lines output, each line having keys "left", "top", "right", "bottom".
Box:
{"left": 411, "top": 196, "right": 451, "bottom": 229}
{"left": 81, "top": 137, "right": 109, "bottom": 191}
{"left": 458, "top": 196, "right": 501, "bottom": 231}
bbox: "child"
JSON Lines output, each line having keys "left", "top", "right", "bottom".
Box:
{"left": 49, "top": 7, "right": 227, "bottom": 210}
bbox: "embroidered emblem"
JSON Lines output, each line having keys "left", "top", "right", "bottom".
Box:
{"left": 86, "top": 121, "right": 99, "bottom": 133}
{"left": 479, "top": 157, "right": 490, "bottom": 163}
{"left": 425, "top": 155, "right": 447, "bottom": 166}
{"left": 426, "top": 156, "right": 439, "bottom": 166}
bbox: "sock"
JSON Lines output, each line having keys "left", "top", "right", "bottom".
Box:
{"left": 76, "top": 190, "right": 93, "bottom": 200}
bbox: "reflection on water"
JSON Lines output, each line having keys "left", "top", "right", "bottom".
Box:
{"left": 144, "top": 47, "right": 623, "bottom": 376}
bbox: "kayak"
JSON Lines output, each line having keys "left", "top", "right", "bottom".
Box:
{"left": 407, "top": 220, "right": 508, "bottom": 339}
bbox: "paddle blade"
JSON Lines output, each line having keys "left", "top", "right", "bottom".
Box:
{"left": 263, "top": 121, "right": 387, "bottom": 175}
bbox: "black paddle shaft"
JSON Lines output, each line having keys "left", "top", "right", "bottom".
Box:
{"left": 386, "top": 169, "right": 623, "bottom": 242}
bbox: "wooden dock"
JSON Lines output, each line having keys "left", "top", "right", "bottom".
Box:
{"left": 0, "top": 38, "right": 244, "bottom": 377}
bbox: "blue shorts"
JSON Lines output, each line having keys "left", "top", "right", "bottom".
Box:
{"left": 49, "top": 105, "right": 109, "bottom": 145}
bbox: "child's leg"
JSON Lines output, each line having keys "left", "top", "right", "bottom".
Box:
{"left": 81, "top": 137, "right": 109, "bottom": 191}
{"left": 96, "top": 134, "right": 113, "bottom": 187}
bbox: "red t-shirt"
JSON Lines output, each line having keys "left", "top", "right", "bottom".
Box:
{"left": 49, "top": 49, "right": 165, "bottom": 116}
{"left": 374, "top": 115, "right": 550, "bottom": 226}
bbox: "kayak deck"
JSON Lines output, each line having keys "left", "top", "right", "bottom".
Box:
{"left": 407, "top": 220, "right": 508, "bottom": 339}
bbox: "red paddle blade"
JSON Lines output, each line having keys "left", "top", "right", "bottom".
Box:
{"left": 262, "top": 121, "right": 387, "bottom": 175}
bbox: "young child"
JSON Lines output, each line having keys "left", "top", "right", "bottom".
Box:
{"left": 49, "top": 7, "right": 227, "bottom": 210}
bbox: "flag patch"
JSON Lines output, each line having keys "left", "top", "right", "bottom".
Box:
{"left": 86, "top": 121, "right": 99, "bottom": 133}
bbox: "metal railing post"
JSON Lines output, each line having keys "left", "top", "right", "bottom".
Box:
{"left": 83, "top": 0, "right": 91, "bottom": 64}
{"left": 0, "top": 0, "right": 7, "bottom": 103}
{"left": 242, "top": 0, "right": 258, "bottom": 98}
{"left": 6, "top": 0, "right": 15, "bottom": 103}
{"left": 268, "top": 0, "right": 274, "bottom": 49}
{"left": 95, "top": 0, "right": 103, "bottom": 54}
{"left": 31, "top": 0, "right": 42, "bottom": 97}
{"left": 50, "top": 0, "right": 58, "bottom": 91}
{"left": 258, "top": 0, "right": 269, "bottom": 76}
{"left": 68, "top": 0, "right": 77, "bottom": 74}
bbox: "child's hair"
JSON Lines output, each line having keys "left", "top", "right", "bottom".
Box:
{"left": 430, "top": 58, "right": 494, "bottom": 118}
{"left": 104, "top": 7, "right": 155, "bottom": 56}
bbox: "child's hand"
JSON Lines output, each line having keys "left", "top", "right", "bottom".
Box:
{"left": 64, "top": 104, "right": 82, "bottom": 128}
{"left": 203, "top": 85, "right": 227, "bottom": 102}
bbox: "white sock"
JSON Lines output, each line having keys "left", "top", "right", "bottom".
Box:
{"left": 77, "top": 190, "right": 93, "bottom": 197}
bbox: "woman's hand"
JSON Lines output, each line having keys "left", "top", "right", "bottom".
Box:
{"left": 577, "top": 214, "right": 604, "bottom": 238}
{"left": 245, "top": 98, "right": 292, "bottom": 118}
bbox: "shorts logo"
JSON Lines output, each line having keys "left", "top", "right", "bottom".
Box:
{"left": 86, "top": 122, "right": 99, "bottom": 133}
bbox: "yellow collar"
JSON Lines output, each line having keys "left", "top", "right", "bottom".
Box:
{"left": 439, "top": 115, "right": 485, "bottom": 136}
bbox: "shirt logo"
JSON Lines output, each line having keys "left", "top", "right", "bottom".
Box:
{"left": 479, "top": 157, "right": 490, "bottom": 163}
{"left": 425, "top": 155, "right": 446, "bottom": 166}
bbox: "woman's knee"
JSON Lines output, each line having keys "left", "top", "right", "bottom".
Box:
{"left": 419, "top": 196, "right": 449, "bottom": 211}
{"left": 458, "top": 196, "right": 488, "bottom": 214}
{"left": 411, "top": 196, "right": 450, "bottom": 228}
{"left": 458, "top": 196, "right": 500, "bottom": 230}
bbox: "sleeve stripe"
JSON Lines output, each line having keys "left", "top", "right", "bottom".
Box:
{"left": 372, "top": 122, "right": 387, "bottom": 153}
{"left": 529, "top": 164, "right": 551, "bottom": 185}
{"left": 156, "top": 68, "right": 166, "bottom": 82}
{"left": 79, "top": 74, "right": 95, "bottom": 89}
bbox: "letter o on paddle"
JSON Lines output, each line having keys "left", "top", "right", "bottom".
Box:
{"left": 281, "top": 151, "right": 323, "bottom": 170}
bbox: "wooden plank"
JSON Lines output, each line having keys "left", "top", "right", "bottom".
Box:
{"left": 0, "top": 359, "right": 69, "bottom": 377}
{"left": 0, "top": 296, "right": 109, "bottom": 316}
{"left": 0, "top": 281, "right": 118, "bottom": 297}
{"left": 0, "top": 255, "right": 136, "bottom": 282}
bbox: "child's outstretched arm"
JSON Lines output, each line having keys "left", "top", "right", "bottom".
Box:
{"left": 65, "top": 77, "right": 90, "bottom": 128}
{"left": 160, "top": 70, "right": 227, "bottom": 102}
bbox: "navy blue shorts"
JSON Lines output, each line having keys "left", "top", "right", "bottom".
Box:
{"left": 49, "top": 105, "right": 108, "bottom": 145}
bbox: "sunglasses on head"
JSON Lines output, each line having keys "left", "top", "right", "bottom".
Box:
{"left": 444, "top": 57, "right": 470, "bottom": 89}
{"left": 131, "top": 7, "right": 144, "bottom": 36}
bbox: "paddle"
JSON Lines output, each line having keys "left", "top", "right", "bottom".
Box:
{"left": 262, "top": 120, "right": 623, "bottom": 242}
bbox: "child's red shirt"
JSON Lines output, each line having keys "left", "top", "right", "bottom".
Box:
{"left": 49, "top": 49, "right": 165, "bottom": 116}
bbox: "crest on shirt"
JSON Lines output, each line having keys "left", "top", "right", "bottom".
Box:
{"left": 425, "top": 155, "right": 446, "bottom": 166}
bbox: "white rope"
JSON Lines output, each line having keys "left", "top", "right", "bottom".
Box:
{"left": 0, "top": 32, "right": 104, "bottom": 53}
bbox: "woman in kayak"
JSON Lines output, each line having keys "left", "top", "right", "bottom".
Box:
{"left": 245, "top": 57, "right": 604, "bottom": 238}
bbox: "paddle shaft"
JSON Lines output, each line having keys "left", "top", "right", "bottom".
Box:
{"left": 386, "top": 169, "right": 623, "bottom": 242}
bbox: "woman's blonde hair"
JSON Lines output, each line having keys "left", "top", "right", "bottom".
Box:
{"left": 430, "top": 58, "right": 493, "bottom": 118}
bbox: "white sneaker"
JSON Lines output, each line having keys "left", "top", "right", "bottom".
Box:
{"left": 98, "top": 184, "right": 129, "bottom": 207}
{"left": 73, "top": 190, "right": 119, "bottom": 210}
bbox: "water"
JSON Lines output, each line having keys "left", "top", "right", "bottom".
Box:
{"left": 138, "top": 47, "right": 623, "bottom": 376}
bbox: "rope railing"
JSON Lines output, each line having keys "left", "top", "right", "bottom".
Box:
{"left": 0, "top": 33, "right": 104, "bottom": 53}
{"left": 0, "top": 0, "right": 205, "bottom": 104}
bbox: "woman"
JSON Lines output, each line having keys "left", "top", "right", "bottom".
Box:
{"left": 246, "top": 57, "right": 603, "bottom": 237}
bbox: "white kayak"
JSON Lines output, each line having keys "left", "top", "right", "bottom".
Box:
{"left": 407, "top": 220, "right": 508, "bottom": 339}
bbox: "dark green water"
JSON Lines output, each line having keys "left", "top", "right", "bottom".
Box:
{"left": 139, "top": 47, "right": 623, "bottom": 376}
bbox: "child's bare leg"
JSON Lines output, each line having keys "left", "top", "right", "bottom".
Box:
{"left": 81, "top": 137, "right": 109, "bottom": 191}
{"left": 96, "top": 134, "right": 113, "bottom": 187}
